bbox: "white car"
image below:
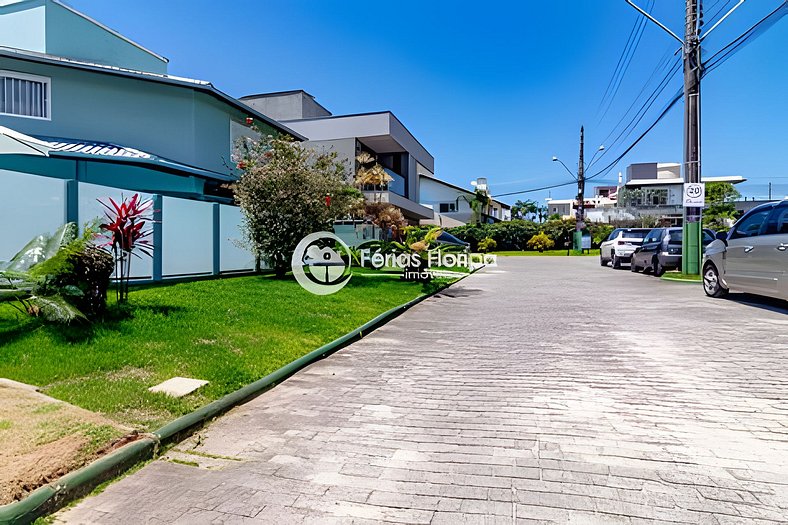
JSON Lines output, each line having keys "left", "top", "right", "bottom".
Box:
{"left": 599, "top": 228, "right": 652, "bottom": 269}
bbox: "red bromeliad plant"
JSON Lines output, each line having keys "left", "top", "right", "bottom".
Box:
{"left": 98, "top": 193, "right": 154, "bottom": 303}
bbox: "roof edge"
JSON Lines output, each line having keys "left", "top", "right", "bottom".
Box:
{"left": 0, "top": 47, "right": 306, "bottom": 141}
{"left": 240, "top": 89, "right": 316, "bottom": 100}
{"left": 284, "top": 110, "right": 434, "bottom": 164}
{"left": 53, "top": 0, "right": 169, "bottom": 64}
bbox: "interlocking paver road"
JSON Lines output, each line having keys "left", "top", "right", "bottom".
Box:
{"left": 58, "top": 257, "right": 788, "bottom": 524}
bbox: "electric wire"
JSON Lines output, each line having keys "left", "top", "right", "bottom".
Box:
{"left": 586, "top": 88, "right": 683, "bottom": 182}
{"left": 595, "top": 0, "right": 655, "bottom": 124}
{"left": 493, "top": 180, "right": 579, "bottom": 198}
{"left": 591, "top": 52, "right": 682, "bottom": 170}
{"left": 590, "top": 2, "right": 787, "bottom": 182}
{"left": 703, "top": 1, "right": 788, "bottom": 76}
{"left": 596, "top": 44, "right": 677, "bottom": 152}
{"left": 499, "top": 1, "right": 787, "bottom": 200}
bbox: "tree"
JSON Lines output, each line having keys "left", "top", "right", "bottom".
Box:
{"left": 234, "top": 135, "right": 364, "bottom": 277}
{"left": 535, "top": 203, "right": 549, "bottom": 223}
{"left": 355, "top": 152, "right": 392, "bottom": 203}
{"left": 459, "top": 190, "right": 491, "bottom": 225}
{"left": 365, "top": 202, "right": 407, "bottom": 240}
{"left": 703, "top": 182, "right": 741, "bottom": 231}
{"left": 511, "top": 199, "right": 537, "bottom": 220}
{"left": 617, "top": 187, "right": 644, "bottom": 208}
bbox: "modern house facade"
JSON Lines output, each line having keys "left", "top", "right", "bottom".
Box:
{"left": 0, "top": 0, "right": 301, "bottom": 279}
{"left": 241, "top": 91, "right": 437, "bottom": 226}
{"left": 242, "top": 91, "right": 513, "bottom": 233}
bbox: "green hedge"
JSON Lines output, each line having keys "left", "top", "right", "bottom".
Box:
{"left": 445, "top": 219, "right": 615, "bottom": 251}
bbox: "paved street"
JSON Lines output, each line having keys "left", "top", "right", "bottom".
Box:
{"left": 58, "top": 257, "right": 788, "bottom": 524}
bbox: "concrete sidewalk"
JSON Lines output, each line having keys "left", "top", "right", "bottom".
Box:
{"left": 58, "top": 257, "right": 788, "bottom": 524}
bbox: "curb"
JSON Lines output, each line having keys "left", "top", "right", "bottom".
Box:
{"left": 0, "top": 271, "right": 473, "bottom": 525}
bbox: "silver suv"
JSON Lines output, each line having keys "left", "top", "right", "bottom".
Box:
{"left": 599, "top": 228, "right": 651, "bottom": 269}
{"left": 703, "top": 200, "right": 788, "bottom": 301}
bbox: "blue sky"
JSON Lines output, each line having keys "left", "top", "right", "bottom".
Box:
{"left": 70, "top": 0, "right": 787, "bottom": 205}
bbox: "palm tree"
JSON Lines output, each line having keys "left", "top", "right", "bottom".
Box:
{"left": 457, "top": 190, "right": 492, "bottom": 225}
{"left": 355, "top": 153, "right": 392, "bottom": 203}
{"left": 512, "top": 199, "right": 539, "bottom": 221}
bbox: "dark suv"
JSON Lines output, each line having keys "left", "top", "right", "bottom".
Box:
{"left": 630, "top": 227, "right": 715, "bottom": 276}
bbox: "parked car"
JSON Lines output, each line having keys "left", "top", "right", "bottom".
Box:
{"left": 630, "top": 227, "right": 715, "bottom": 276}
{"left": 703, "top": 200, "right": 788, "bottom": 301}
{"left": 599, "top": 228, "right": 651, "bottom": 268}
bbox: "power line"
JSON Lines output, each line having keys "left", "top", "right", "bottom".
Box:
{"left": 595, "top": 12, "right": 642, "bottom": 117}
{"left": 587, "top": 88, "right": 683, "bottom": 182}
{"left": 500, "top": 1, "right": 787, "bottom": 201}
{"left": 596, "top": 44, "right": 678, "bottom": 153}
{"left": 492, "top": 180, "right": 578, "bottom": 198}
{"left": 596, "top": 0, "right": 655, "bottom": 124}
{"left": 593, "top": 55, "right": 682, "bottom": 169}
{"left": 704, "top": 0, "right": 735, "bottom": 30}
{"left": 703, "top": 1, "right": 788, "bottom": 76}
{"left": 591, "top": 2, "right": 787, "bottom": 182}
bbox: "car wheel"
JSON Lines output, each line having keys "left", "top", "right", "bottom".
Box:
{"left": 703, "top": 263, "right": 728, "bottom": 298}
{"left": 630, "top": 260, "right": 639, "bottom": 272}
{"left": 612, "top": 254, "right": 621, "bottom": 269}
{"left": 652, "top": 257, "right": 664, "bottom": 277}
{"left": 600, "top": 254, "right": 607, "bottom": 266}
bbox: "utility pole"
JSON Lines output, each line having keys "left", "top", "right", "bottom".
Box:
{"left": 682, "top": 0, "right": 703, "bottom": 275}
{"left": 769, "top": 182, "right": 772, "bottom": 200}
{"left": 552, "top": 129, "right": 603, "bottom": 251}
{"left": 626, "top": 0, "right": 745, "bottom": 275}
{"left": 575, "top": 126, "right": 585, "bottom": 251}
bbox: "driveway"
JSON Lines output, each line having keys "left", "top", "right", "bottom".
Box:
{"left": 58, "top": 257, "right": 788, "bottom": 524}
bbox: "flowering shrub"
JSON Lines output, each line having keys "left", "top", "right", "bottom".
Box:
{"left": 526, "top": 232, "right": 555, "bottom": 252}
{"left": 477, "top": 237, "right": 497, "bottom": 253}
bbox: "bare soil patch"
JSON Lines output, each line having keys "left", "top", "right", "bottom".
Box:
{"left": 0, "top": 380, "right": 130, "bottom": 505}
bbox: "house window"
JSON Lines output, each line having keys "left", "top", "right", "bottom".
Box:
{"left": 439, "top": 202, "right": 456, "bottom": 213}
{"left": 0, "top": 71, "right": 50, "bottom": 119}
{"left": 649, "top": 189, "right": 668, "bottom": 206}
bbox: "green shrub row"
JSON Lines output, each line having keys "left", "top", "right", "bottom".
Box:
{"left": 445, "top": 219, "right": 615, "bottom": 252}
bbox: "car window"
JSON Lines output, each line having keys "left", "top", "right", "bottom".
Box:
{"left": 764, "top": 205, "right": 788, "bottom": 235}
{"left": 702, "top": 231, "right": 714, "bottom": 243}
{"left": 621, "top": 230, "right": 648, "bottom": 239}
{"left": 606, "top": 229, "right": 622, "bottom": 241}
{"left": 730, "top": 209, "right": 771, "bottom": 239}
{"left": 644, "top": 229, "right": 662, "bottom": 244}
{"left": 668, "top": 230, "right": 682, "bottom": 243}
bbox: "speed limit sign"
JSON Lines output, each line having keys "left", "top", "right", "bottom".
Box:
{"left": 683, "top": 183, "right": 705, "bottom": 207}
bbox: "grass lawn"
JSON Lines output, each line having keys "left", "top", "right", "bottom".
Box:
{"left": 661, "top": 272, "right": 702, "bottom": 282}
{"left": 495, "top": 249, "right": 600, "bottom": 257}
{"left": 0, "top": 272, "right": 432, "bottom": 431}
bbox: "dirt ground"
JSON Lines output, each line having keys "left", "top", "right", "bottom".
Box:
{"left": 0, "top": 379, "right": 131, "bottom": 505}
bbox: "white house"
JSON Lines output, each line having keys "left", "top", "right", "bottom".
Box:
{"left": 419, "top": 175, "right": 511, "bottom": 227}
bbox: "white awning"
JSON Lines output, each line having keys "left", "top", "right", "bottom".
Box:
{"left": 0, "top": 126, "right": 52, "bottom": 156}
